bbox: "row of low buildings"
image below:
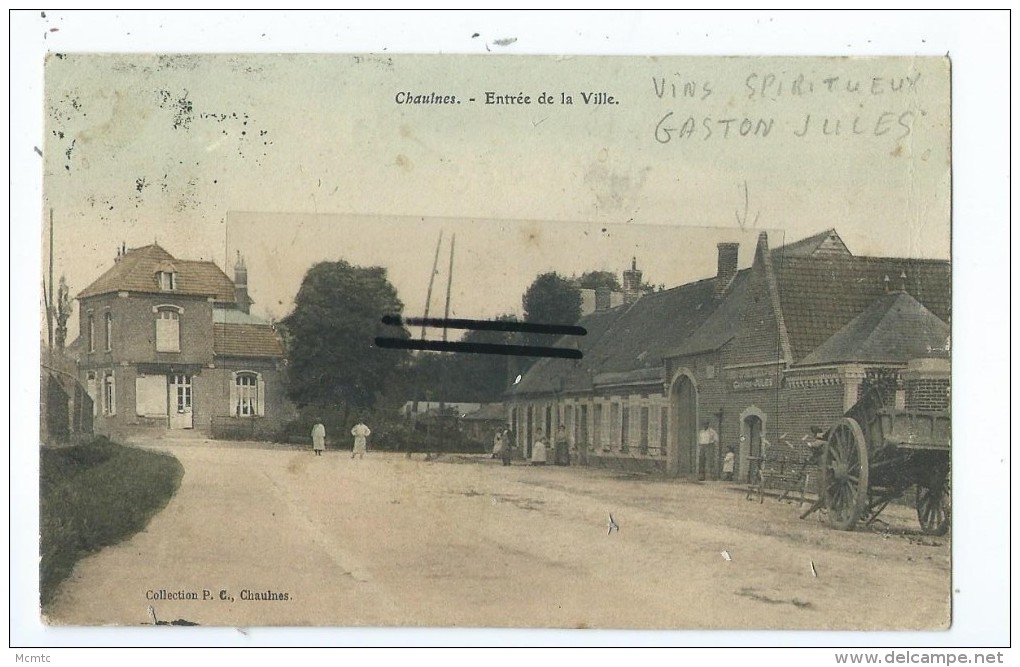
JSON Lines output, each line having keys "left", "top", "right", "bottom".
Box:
{"left": 505, "top": 229, "right": 951, "bottom": 484}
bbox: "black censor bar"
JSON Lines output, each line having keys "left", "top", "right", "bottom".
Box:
{"left": 376, "top": 315, "right": 586, "bottom": 358}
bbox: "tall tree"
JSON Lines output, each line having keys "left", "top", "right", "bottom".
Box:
{"left": 281, "top": 261, "right": 411, "bottom": 418}
{"left": 521, "top": 272, "right": 582, "bottom": 359}
{"left": 523, "top": 272, "right": 582, "bottom": 329}
{"left": 578, "top": 270, "right": 621, "bottom": 292}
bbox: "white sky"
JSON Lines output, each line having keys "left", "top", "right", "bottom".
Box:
{"left": 41, "top": 52, "right": 950, "bottom": 332}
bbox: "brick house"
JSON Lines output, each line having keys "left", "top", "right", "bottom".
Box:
{"left": 506, "top": 229, "right": 950, "bottom": 484}
{"left": 70, "top": 244, "right": 295, "bottom": 439}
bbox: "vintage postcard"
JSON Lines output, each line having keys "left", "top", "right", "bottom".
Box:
{"left": 36, "top": 52, "right": 953, "bottom": 632}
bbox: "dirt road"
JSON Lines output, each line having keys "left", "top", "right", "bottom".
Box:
{"left": 44, "top": 440, "right": 950, "bottom": 630}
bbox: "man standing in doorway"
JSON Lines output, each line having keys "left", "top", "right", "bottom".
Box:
{"left": 698, "top": 420, "right": 719, "bottom": 481}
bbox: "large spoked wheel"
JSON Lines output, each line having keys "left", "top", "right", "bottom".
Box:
{"left": 916, "top": 466, "right": 951, "bottom": 536}
{"left": 821, "top": 418, "right": 870, "bottom": 531}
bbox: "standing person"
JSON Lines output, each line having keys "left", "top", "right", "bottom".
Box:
{"left": 311, "top": 422, "right": 326, "bottom": 456}
{"left": 698, "top": 420, "right": 720, "bottom": 481}
{"left": 531, "top": 429, "right": 548, "bottom": 466}
{"left": 499, "top": 427, "right": 514, "bottom": 466}
{"left": 492, "top": 428, "right": 504, "bottom": 459}
{"left": 351, "top": 420, "right": 371, "bottom": 459}
{"left": 555, "top": 424, "right": 570, "bottom": 466}
{"left": 722, "top": 446, "right": 735, "bottom": 481}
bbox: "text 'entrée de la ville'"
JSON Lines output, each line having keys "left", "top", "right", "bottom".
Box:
{"left": 394, "top": 91, "right": 618, "bottom": 105}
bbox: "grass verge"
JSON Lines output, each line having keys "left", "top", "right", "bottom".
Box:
{"left": 40, "top": 437, "right": 184, "bottom": 608}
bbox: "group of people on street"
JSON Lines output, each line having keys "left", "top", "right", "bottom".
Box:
{"left": 310, "top": 420, "right": 371, "bottom": 458}
{"left": 491, "top": 424, "right": 572, "bottom": 467}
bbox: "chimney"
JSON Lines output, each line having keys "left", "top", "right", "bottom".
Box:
{"left": 622, "top": 257, "right": 643, "bottom": 305}
{"left": 594, "top": 286, "right": 612, "bottom": 312}
{"left": 234, "top": 251, "right": 251, "bottom": 314}
{"left": 715, "top": 242, "right": 739, "bottom": 298}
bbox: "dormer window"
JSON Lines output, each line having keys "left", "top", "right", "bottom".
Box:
{"left": 157, "top": 271, "right": 177, "bottom": 291}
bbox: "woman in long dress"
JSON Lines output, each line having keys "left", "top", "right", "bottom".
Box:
{"left": 351, "top": 422, "right": 371, "bottom": 459}
{"left": 311, "top": 422, "right": 326, "bottom": 456}
{"left": 531, "top": 429, "right": 548, "bottom": 466}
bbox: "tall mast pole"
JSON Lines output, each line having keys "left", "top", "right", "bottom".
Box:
{"left": 442, "top": 234, "right": 455, "bottom": 342}
{"left": 421, "top": 231, "right": 443, "bottom": 340}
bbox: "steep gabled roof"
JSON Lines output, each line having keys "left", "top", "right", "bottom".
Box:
{"left": 775, "top": 255, "right": 951, "bottom": 363}
{"left": 798, "top": 291, "right": 950, "bottom": 366}
{"left": 78, "top": 244, "right": 236, "bottom": 302}
{"left": 213, "top": 323, "right": 286, "bottom": 358}
{"left": 774, "top": 228, "right": 852, "bottom": 258}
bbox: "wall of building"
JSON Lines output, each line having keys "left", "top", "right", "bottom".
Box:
{"left": 79, "top": 292, "right": 217, "bottom": 370}
{"left": 208, "top": 360, "right": 296, "bottom": 440}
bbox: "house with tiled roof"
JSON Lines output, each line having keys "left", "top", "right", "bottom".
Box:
{"left": 506, "top": 229, "right": 950, "bottom": 483}
{"left": 70, "top": 244, "right": 295, "bottom": 439}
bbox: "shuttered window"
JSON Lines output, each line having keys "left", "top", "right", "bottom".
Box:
{"left": 155, "top": 308, "right": 180, "bottom": 352}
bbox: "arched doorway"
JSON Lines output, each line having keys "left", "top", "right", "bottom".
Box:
{"left": 668, "top": 371, "right": 698, "bottom": 476}
{"left": 739, "top": 411, "right": 765, "bottom": 484}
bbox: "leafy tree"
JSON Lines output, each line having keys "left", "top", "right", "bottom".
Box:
{"left": 578, "top": 270, "right": 621, "bottom": 292}
{"left": 281, "top": 261, "right": 411, "bottom": 420}
{"left": 519, "top": 272, "right": 582, "bottom": 374}
{"left": 522, "top": 272, "right": 582, "bottom": 331}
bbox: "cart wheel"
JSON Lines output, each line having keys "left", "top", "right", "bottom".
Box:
{"left": 821, "top": 418, "right": 870, "bottom": 531}
{"left": 916, "top": 468, "right": 951, "bottom": 536}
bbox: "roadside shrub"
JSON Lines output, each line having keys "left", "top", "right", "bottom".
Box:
{"left": 39, "top": 437, "right": 183, "bottom": 607}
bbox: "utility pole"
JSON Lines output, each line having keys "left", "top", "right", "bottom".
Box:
{"left": 442, "top": 233, "right": 455, "bottom": 342}
{"left": 420, "top": 231, "right": 443, "bottom": 340}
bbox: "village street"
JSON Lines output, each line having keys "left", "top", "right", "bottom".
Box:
{"left": 45, "top": 438, "right": 950, "bottom": 631}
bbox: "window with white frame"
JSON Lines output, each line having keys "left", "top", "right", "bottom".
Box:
{"left": 102, "top": 371, "right": 116, "bottom": 416}
{"left": 155, "top": 307, "right": 181, "bottom": 352}
{"left": 104, "top": 312, "right": 113, "bottom": 351}
{"left": 231, "top": 371, "right": 265, "bottom": 417}
{"left": 86, "top": 371, "right": 98, "bottom": 417}
{"left": 157, "top": 271, "right": 177, "bottom": 291}
{"left": 87, "top": 315, "right": 95, "bottom": 352}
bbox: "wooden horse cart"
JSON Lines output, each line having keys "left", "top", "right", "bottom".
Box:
{"left": 805, "top": 390, "right": 951, "bottom": 535}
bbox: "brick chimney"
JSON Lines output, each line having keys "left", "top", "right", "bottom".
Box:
{"left": 594, "top": 286, "right": 612, "bottom": 312}
{"left": 234, "top": 251, "right": 251, "bottom": 314}
{"left": 622, "top": 257, "right": 643, "bottom": 305}
{"left": 715, "top": 242, "right": 739, "bottom": 298}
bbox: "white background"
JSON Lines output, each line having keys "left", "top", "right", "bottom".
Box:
{"left": 7, "top": 9, "right": 1011, "bottom": 658}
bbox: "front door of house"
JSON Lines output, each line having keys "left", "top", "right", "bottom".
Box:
{"left": 169, "top": 374, "right": 193, "bottom": 429}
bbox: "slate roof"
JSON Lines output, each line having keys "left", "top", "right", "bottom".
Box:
{"left": 213, "top": 323, "right": 286, "bottom": 358}
{"left": 774, "top": 255, "right": 951, "bottom": 363}
{"left": 509, "top": 305, "right": 627, "bottom": 396}
{"left": 510, "top": 277, "right": 725, "bottom": 396}
{"left": 213, "top": 308, "right": 272, "bottom": 325}
{"left": 797, "top": 291, "right": 950, "bottom": 366}
{"left": 78, "top": 244, "right": 237, "bottom": 302}
{"left": 509, "top": 229, "right": 951, "bottom": 398}
{"left": 667, "top": 269, "right": 752, "bottom": 358}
